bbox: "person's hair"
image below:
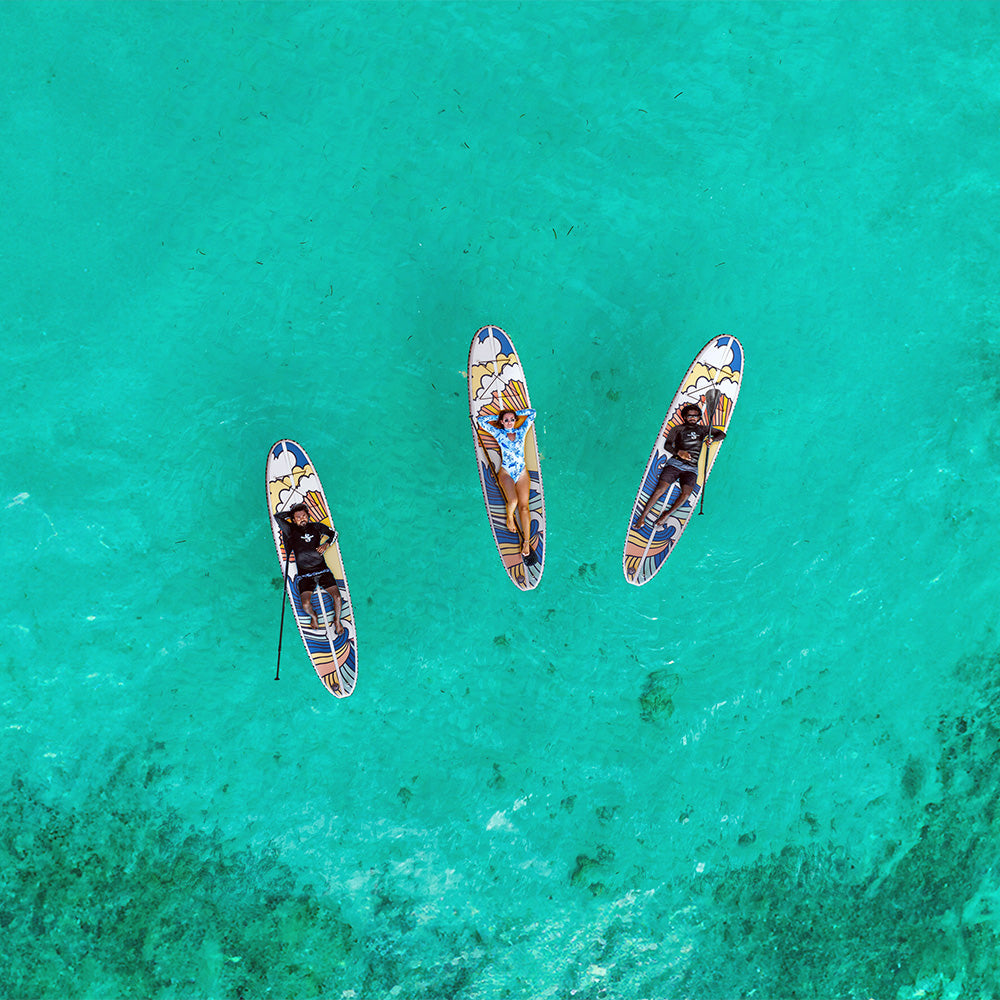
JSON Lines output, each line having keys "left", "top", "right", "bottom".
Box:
{"left": 289, "top": 502, "right": 309, "bottom": 516}
{"left": 680, "top": 403, "right": 701, "bottom": 417}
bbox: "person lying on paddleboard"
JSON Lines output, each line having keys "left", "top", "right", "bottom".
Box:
{"left": 632, "top": 402, "right": 726, "bottom": 530}
{"left": 275, "top": 503, "right": 344, "bottom": 633}
{"left": 476, "top": 391, "right": 537, "bottom": 560}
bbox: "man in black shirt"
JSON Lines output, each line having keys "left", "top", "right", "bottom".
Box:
{"left": 632, "top": 402, "right": 726, "bottom": 529}
{"left": 275, "top": 503, "right": 344, "bottom": 633}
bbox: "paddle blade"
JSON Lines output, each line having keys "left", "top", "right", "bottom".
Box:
{"left": 704, "top": 387, "right": 721, "bottom": 426}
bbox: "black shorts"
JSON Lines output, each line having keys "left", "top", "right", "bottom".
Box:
{"left": 297, "top": 570, "right": 336, "bottom": 594}
{"left": 658, "top": 464, "right": 697, "bottom": 489}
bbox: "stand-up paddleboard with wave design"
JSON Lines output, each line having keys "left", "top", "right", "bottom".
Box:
{"left": 266, "top": 439, "right": 357, "bottom": 697}
{"left": 468, "top": 326, "right": 545, "bottom": 590}
{"left": 623, "top": 335, "right": 744, "bottom": 586}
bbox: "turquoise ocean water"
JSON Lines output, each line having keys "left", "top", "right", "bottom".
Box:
{"left": 3, "top": 2, "right": 1000, "bottom": 997}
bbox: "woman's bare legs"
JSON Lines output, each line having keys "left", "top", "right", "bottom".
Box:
{"left": 496, "top": 466, "right": 518, "bottom": 531}
{"left": 515, "top": 471, "right": 532, "bottom": 556}
{"left": 496, "top": 466, "right": 533, "bottom": 556}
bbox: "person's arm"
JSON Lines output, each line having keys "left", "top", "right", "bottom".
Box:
{"left": 275, "top": 510, "right": 295, "bottom": 538}
{"left": 318, "top": 524, "right": 338, "bottom": 550}
{"left": 515, "top": 407, "right": 536, "bottom": 423}
{"left": 274, "top": 512, "right": 297, "bottom": 558}
{"left": 476, "top": 411, "right": 500, "bottom": 436}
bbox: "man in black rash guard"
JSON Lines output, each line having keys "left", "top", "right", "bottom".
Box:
{"left": 275, "top": 503, "right": 344, "bottom": 633}
{"left": 632, "top": 402, "right": 726, "bottom": 529}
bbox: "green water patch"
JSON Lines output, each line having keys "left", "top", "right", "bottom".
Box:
{"left": 2, "top": 743, "right": 601, "bottom": 999}
{"left": 699, "top": 652, "right": 999, "bottom": 999}
{"left": 4, "top": 642, "right": 999, "bottom": 997}
{"left": 1, "top": 745, "right": 354, "bottom": 999}
{"left": 543, "top": 643, "right": 1000, "bottom": 999}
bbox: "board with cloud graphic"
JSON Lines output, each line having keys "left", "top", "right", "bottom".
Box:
{"left": 623, "top": 336, "right": 745, "bottom": 586}
{"left": 468, "top": 326, "right": 546, "bottom": 591}
{"left": 266, "top": 439, "right": 357, "bottom": 697}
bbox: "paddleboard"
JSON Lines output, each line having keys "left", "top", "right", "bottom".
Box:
{"left": 266, "top": 439, "right": 357, "bottom": 697}
{"left": 468, "top": 325, "right": 546, "bottom": 590}
{"left": 623, "top": 335, "right": 744, "bottom": 586}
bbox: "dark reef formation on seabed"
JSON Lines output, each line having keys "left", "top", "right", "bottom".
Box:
{"left": 4, "top": 645, "right": 1000, "bottom": 999}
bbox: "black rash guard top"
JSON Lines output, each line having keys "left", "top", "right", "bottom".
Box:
{"left": 275, "top": 512, "right": 336, "bottom": 574}
{"left": 664, "top": 423, "right": 726, "bottom": 467}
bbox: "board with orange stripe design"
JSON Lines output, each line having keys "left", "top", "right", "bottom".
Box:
{"left": 623, "top": 336, "right": 744, "bottom": 586}
{"left": 468, "top": 326, "right": 546, "bottom": 590}
{"left": 266, "top": 439, "right": 357, "bottom": 697}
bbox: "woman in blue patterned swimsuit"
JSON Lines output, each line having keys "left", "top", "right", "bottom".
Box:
{"left": 476, "top": 391, "right": 536, "bottom": 558}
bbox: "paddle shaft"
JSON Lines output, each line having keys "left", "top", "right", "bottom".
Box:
{"left": 477, "top": 334, "right": 511, "bottom": 500}
{"left": 274, "top": 540, "right": 292, "bottom": 681}
{"left": 697, "top": 368, "right": 726, "bottom": 515}
{"left": 273, "top": 439, "right": 310, "bottom": 681}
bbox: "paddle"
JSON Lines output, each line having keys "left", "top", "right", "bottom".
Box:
{"left": 478, "top": 338, "right": 517, "bottom": 540}
{"left": 697, "top": 385, "right": 722, "bottom": 516}
{"left": 472, "top": 328, "right": 506, "bottom": 403}
{"left": 273, "top": 438, "right": 303, "bottom": 682}
{"left": 490, "top": 391, "right": 539, "bottom": 568}
{"left": 274, "top": 538, "right": 292, "bottom": 681}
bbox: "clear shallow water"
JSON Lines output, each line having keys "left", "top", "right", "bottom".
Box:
{"left": 3, "top": 2, "right": 1000, "bottom": 997}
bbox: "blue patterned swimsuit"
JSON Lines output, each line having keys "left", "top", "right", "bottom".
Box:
{"left": 477, "top": 408, "right": 536, "bottom": 480}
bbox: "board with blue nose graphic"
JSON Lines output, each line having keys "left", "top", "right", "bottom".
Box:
{"left": 266, "top": 439, "right": 357, "bottom": 697}
{"left": 468, "top": 326, "right": 545, "bottom": 590}
{"left": 623, "top": 336, "right": 744, "bottom": 586}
